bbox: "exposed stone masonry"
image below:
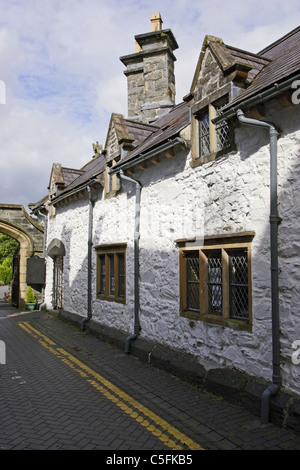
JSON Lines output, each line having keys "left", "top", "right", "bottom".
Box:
{"left": 120, "top": 13, "right": 178, "bottom": 123}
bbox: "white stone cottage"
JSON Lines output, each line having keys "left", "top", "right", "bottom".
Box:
{"left": 33, "top": 16, "right": 300, "bottom": 426}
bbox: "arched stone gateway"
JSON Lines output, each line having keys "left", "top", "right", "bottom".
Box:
{"left": 0, "top": 204, "right": 44, "bottom": 309}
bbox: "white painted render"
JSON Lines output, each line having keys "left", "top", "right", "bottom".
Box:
{"left": 44, "top": 99, "right": 300, "bottom": 396}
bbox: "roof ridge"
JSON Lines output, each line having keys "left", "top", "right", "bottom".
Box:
{"left": 258, "top": 25, "right": 300, "bottom": 55}
{"left": 225, "top": 44, "right": 271, "bottom": 62}
{"left": 125, "top": 118, "right": 160, "bottom": 129}
{"left": 61, "top": 167, "right": 84, "bottom": 172}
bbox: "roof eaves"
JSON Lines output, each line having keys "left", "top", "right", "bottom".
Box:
{"left": 109, "top": 136, "right": 185, "bottom": 175}
{"left": 51, "top": 177, "right": 101, "bottom": 206}
{"left": 112, "top": 107, "right": 190, "bottom": 170}
{"left": 212, "top": 71, "right": 300, "bottom": 123}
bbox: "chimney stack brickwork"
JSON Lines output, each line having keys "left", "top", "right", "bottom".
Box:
{"left": 120, "top": 13, "right": 178, "bottom": 123}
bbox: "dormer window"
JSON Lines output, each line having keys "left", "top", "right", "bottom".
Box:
{"left": 215, "top": 100, "right": 232, "bottom": 152}
{"left": 199, "top": 110, "right": 210, "bottom": 157}
{"left": 198, "top": 96, "right": 233, "bottom": 161}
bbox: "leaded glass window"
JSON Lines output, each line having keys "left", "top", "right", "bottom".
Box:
{"left": 229, "top": 250, "right": 249, "bottom": 321}
{"left": 186, "top": 252, "right": 200, "bottom": 312}
{"left": 196, "top": 96, "right": 233, "bottom": 160}
{"left": 179, "top": 234, "right": 253, "bottom": 329}
{"left": 215, "top": 101, "right": 232, "bottom": 152}
{"left": 205, "top": 250, "right": 223, "bottom": 316}
{"left": 199, "top": 111, "right": 210, "bottom": 157}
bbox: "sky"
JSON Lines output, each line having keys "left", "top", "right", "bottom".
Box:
{"left": 0, "top": 0, "right": 299, "bottom": 210}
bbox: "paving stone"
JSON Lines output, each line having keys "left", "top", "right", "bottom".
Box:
{"left": 1, "top": 303, "right": 300, "bottom": 452}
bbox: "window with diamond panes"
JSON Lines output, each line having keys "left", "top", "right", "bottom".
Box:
{"left": 196, "top": 96, "right": 233, "bottom": 161}
{"left": 179, "top": 236, "right": 252, "bottom": 329}
{"left": 199, "top": 111, "right": 210, "bottom": 157}
{"left": 229, "top": 249, "right": 249, "bottom": 321}
{"left": 215, "top": 101, "right": 232, "bottom": 152}
{"left": 205, "top": 250, "right": 223, "bottom": 316}
{"left": 186, "top": 252, "right": 200, "bottom": 312}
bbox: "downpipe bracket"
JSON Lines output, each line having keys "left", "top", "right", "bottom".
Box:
{"left": 269, "top": 215, "right": 282, "bottom": 225}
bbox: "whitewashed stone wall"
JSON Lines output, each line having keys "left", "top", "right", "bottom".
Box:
{"left": 44, "top": 99, "right": 300, "bottom": 396}
{"left": 45, "top": 198, "right": 91, "bottom": 317}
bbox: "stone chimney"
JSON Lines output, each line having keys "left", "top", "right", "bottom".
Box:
{"left": 120, "top": 13, "right": 178, "bottom": 123}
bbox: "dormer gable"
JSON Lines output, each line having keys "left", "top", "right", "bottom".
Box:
{"left": 188, "top": 35, "right": 270, "bottom": 117}
{"left": 103, "top": 113, "right": 135, "bottom": 197}
{"left": 48, "top": 163, "right": 85, "bottom": 199}
{"left": 103, "top": 112, "right": 160, "bottom": 196}
{"left": 190, "top": 36, "right": 251, "bottom": 114}
{"left": 185, "top": 35, "right": 270, "bottom": 166}
{"left": 104, "top": 113, "right": 135, "bottom": 165}
{"left": 48, "top": 163, "right": 65, "bottom": 199}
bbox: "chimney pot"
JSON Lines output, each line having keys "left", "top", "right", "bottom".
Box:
{"left": 151, "top": 12, "right": 163, "bottom": 32}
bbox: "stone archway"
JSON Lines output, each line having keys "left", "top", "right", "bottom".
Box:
{"left": 0, "top": 204, "right": 44, "bottom": 309}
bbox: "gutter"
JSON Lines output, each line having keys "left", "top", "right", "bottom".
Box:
{"left": 119, "top": 170, "right": 142, "bottom": 353}
{"left": 236, "top": 109, "right": 281, "bottom": 424}
{"left": 212, "top": 73, "right": 300, "bottom": 124}
{"left": 51, "top": 178, "right": 100, "bottom": 206}
{"left": 110, "top": 137, "right": 185, "bottom": 175}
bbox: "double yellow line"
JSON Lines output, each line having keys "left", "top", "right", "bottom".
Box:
{"left": 18, "top": 321, "right": 204, "bottom": 451}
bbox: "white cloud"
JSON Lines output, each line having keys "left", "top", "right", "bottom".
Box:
{"left": 0, "top": 0, "right": 299, "bottom": 208}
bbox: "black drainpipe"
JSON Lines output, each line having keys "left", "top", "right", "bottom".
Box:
{"left": 236, "top": 109, "right": 281, "bottom": 424}
{"left": 81, "top": 184, "right": 95, "bottom": 331}
{"left": 119, "top": 169, "right": 141, "bottom": 353}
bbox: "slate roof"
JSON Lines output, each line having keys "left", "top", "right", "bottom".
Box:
{"left": 125, "top": 119, "right": 159, "bottom": 147}
{"left": 50, "top": 101, "right": 190, "bottom": 200}
{"left": 61, "top": 167, "right": 84, "bottom": 186}
{"left": 49, "top": 154, "right": 106, "bottom": 204}
{"left": 112, "top": 101, "right": 190, "bottom": 171}
{"left": 48, "top": 105, "right": 188, "bottom": 204}
{"left": 223, "top": 25, "right": 300, "bottom": 111}
{"left": 225, "top": 45, "right": 270, "bottom": 83}
{"left": 35, "top": 25, "right": 300, "bottom": 210}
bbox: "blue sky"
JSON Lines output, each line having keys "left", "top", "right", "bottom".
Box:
{"left": 0, "top": 0, "right": 299, "bottom": 208}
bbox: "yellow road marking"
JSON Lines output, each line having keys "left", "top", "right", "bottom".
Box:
{"left": 18, "top": 321, "right": 204, "bottom": 450}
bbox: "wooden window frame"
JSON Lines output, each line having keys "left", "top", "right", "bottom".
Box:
{"left": 178, "top": 233, "right": 254, "bottom": 331}
{"left": 95, "top": 243, "right": 126, "bottom": 304}
{"left": 192, "top": 95, "right": 235, "bottom": 166}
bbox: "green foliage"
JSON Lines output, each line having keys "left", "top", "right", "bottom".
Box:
{"left": 0, "top": 258, "right": 12, "bottom": 285}
{"left": 0, "top": 234, "right": 19, "bottom": 264}
{"left": 26, "top": 286, "right": 36, "bottom": 304}
{"left": 0, "top": 234, "right": 19, "bottom": 284}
